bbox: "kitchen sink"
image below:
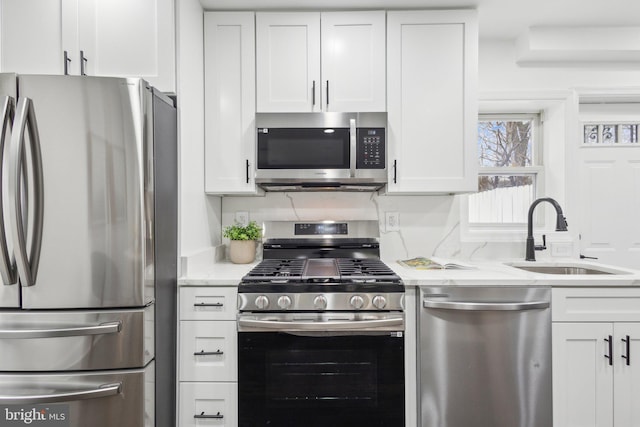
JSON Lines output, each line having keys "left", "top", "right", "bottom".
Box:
{"left": 506, "top": 263, "right": 630, "bottom": 275}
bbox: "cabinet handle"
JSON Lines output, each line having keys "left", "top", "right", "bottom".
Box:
{"left": 622, "top": 335, "right": 631, "bottom": 366}
{"left": 80, "top": 50, "right": 88, "bottom": 76}
{"left": 194, "top": 411, "right": 223, "bottom": 419}
{"left": 393, "top": 160, "right": 398, "bottom": 184}
{"left": 605, "top": 335, "right": 613, "bottom": 366}
{"left": 245, "top": 159, "right": 250, "bottom": 184}
{"left": 63, "top": 51, "right": 71, "bottom": 75}
{"left": 326, "top": 80, "right": 330, "bottom": 106}
{"left": 312, "top": 80, "right": 316, "bottom": 106}
{"left": 193, "top": 302, "right": 223, "bottom": 307}
{"left": 194, "top": 349, "right": 224, "bottom": 356}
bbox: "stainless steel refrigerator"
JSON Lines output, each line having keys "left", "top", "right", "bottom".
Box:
{"left": 0, "top": 74, "right": 177, "bottom": 427}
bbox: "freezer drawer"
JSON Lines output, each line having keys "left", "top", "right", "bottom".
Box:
{"left": 0, "top": 306, "right": 153, "bottom": 371}
{"left": 0, "top": 362, "right": 154, "bottom": 427}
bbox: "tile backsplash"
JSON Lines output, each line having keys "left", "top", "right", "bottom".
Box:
{"left": 220, "top": 192, "right": 525, "bottom": 262}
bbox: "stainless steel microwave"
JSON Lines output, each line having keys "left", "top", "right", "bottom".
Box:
{"left": 255, "top": 112, "right": 387, "bottom": 191}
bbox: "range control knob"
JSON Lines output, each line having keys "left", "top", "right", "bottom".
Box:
{"left": 313, "top": 295, "right": 328, "bottom": 310}
{"left": 255, "top": 295, "right": 270, "bottom": 310}
{"left": 277, "top": 295, "right": 292, "bottom": 310}
{"left": 350, "top": 295, "right": 365, "bottom": 309}
{"left": 372, "top": 295, "right": 387, "bottom": 309}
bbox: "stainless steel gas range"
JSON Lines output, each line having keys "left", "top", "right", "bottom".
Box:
{"left": 237, "top": 221, "right": 405, "bottom": 427}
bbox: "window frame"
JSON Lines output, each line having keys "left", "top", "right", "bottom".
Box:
{"left": 461, "top": 112, "right": 545, "bottom": 242}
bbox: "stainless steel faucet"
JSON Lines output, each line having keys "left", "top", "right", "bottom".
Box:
{"left": 525, "top": 197, "right": 568, "bottom": 261}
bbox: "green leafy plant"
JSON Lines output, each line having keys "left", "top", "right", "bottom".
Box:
{"left": 223, "top": 220, "right": 262, "bottom": 241}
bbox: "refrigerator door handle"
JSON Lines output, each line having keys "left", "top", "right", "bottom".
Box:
{"left": 0, "top": 382, "right": 122, "bottom": 405}
{"left": 8, "top": 97, "right": 44, "bottom": 288}
{"left": 0, "top": 96, "right": 17, "bottom": 285}
{"left": 0, "top": 321, "right": 122, "bottom": 339}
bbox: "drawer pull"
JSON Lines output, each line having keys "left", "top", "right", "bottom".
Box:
{"left": 194, "top": 411, "right": 223, "bottom": 419}
{"left": 194, "top": 349, "right": 224, "bottom": 356}
{"left": 622, "top": 335, "right": 631, "bottom": 366}
{"left": 193, "top": 302, "right": 223, "bottom": 307}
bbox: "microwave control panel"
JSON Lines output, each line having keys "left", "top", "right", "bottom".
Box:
{"left": 356, "top": 128, "right": 385, "bottom": 169}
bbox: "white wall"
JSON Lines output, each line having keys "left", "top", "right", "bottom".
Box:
{"left": 176, "top": 0, "right": 222, "bottom": 259}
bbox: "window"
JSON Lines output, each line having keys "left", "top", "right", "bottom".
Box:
{"left": 468, "top": 114, "right": 543, "bottom": 226}
{"left": 583, "top": 123, "right": 639, "bottom": 144}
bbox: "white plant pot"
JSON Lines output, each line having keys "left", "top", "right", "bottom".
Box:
{"left": 229, "top": 240, "right": 257, "bottom": 264}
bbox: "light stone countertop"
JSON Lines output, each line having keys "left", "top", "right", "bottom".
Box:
{"left": 389, "top": 257, "right": 640, "bottom": 288}
{"left": 178, "top": 249, "right": 640, "bottom": 288}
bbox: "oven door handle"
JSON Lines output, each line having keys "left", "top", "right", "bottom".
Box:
{"left": 238, "top": 317, "right": 403, "bottom": 331}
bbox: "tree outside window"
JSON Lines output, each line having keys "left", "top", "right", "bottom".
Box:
{"left": 470, "top": 115, "right": 541, "bottom": 224}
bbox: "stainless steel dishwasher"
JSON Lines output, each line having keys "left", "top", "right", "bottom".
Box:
{"left": 418, "top": 286, "right": 551, "bottom": 427}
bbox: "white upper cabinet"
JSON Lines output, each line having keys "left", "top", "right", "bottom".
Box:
{"left": 204, "top": 12, "right": 257, "bottom": 195}
{"left": 77, "top": 0, "right": 175, "bottom": 92}
{"left": 321, "top": 11, "right": 386, "bottom": 112}
{"left": 256, "top": 12, "right": 321, "bottom": 112}
{"left": 0, "top": 0, "right": 74, "bottom": 75}
{"left": 0, "top": 0, "right": 175, "bottom": 93}
{"left": 256, "top": 11, "right": 386, "bottom": 113}
{"left": 386, "top": 10, "right": 478, "bottom": 194}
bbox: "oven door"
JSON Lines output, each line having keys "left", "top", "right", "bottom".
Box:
{"left": 237, "top": 313, "right": 405, "bottom": 427}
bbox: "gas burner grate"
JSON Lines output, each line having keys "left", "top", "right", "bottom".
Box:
{"left": 337, "top": 258, "right": 399, "bottom": 279}
{"left": 243, "top": 259, "right": 305, "bottom": 281}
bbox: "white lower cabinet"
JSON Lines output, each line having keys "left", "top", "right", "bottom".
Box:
{"left": 178, "top": 287, "right": 238, "bottom": 427}
{"left": 552, "top": 288, "right": 640, "bottom": 427}
{"left": 179, "top": 382, "right": 237, "bottom": 427}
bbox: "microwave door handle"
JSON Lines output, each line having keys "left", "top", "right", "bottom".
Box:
{"left": 0, "top": 97, "right": 17, "bottom": 285}
{"left": 349, "top": 118, "right": 356, "bottom": 177}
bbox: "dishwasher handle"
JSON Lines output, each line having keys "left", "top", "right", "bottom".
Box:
{"left": 423, "top": 299, "right": 549, "bottom": 311}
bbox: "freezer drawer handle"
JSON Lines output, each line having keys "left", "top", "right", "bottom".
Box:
{"left": 194, "top": 411, "right": 223, "bottom": 420}
{"left": 0, "top": 382, "right": 121, "bottom": 404}
{"left": 423, "top": 300, "right": 550, "bottom": 311}
{"left": 0, "top": 321, "right": 122, "bottom": 339}
{"left": 194, "top": 349, "right": 224, "bottom": 356}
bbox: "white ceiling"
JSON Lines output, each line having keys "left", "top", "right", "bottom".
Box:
{"left": 198, "top": 0, "right": 640, "bottom": 40}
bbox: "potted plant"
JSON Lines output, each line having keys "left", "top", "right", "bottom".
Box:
{"left": 223, "top": 220, "right": 262, "bottom": 264}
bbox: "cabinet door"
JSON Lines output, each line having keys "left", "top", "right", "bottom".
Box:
{"left": 553, "top": 322, "right": 614, "bottom": 427}
{"left": 256, "top": 12, "right": 320, "bottom": 112}
{"left": 204, "top": 12, "right": 257, "bottom": 194}
{"left": 614, "top": 323, "right": 640, "bottom": 427}
{"left": 386, "top": 10, "right": 478, "bottom": 194}
{"left": 76, "top": 0, "right": 175, "bottom": 92}
{"left": 321, "top": 11, "right": 386, "bottom": 112}
{"left": 0, "top": 0, "right": 77, "bottom": 74}
{"left": 179, "top": 382, "right": 237, "bottom": 427}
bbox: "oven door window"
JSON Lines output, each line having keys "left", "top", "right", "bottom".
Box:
{"left": 257, "top": 128, "right": 350, "bottom": 169}
{"left": 238, "top": 332, "right": 404, "bottom": 427}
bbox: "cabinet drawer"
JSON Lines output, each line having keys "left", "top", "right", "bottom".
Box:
{"left": 179, "top": 382, "right": 237, "bottom": 427}
{"left": 179, "top": 321, "right": 237, "bottom": 382}
{"left": 180, "top": 287, "right": 237, "bottom": 321}
{"left": 552, "top": 288, "right": 640, "bottom": 322}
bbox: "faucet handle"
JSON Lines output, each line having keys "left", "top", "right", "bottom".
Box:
{"left": 534, "top": 234, "right": 547, "bottom": 251}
